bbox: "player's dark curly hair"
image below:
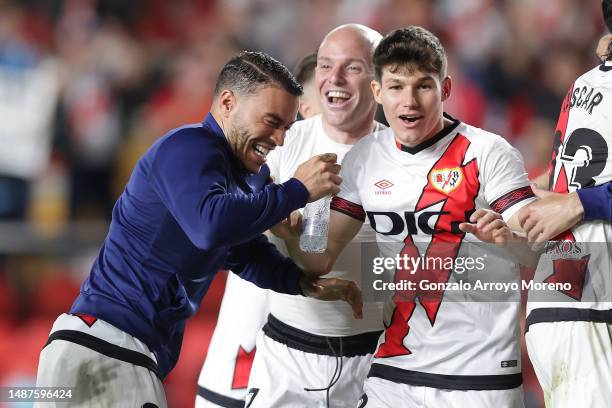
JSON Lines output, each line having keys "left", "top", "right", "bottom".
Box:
{"left": 604, "top": 0, "right": 612, "bottom": 60}
{"left": 293, "top": 52, "right": 318, "bottom": 86}
{"left": 373, "top": 26, "right": 447, "bottom": 81}
{"left": 214, "top": 51, "right": 303, "bottom": 97}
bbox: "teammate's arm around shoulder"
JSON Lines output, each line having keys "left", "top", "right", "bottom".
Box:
{"left": 285, "top": 209, "right": 363, "bottom": 275}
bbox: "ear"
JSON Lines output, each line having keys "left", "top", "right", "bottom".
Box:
{"left": 441, "top": 76, "right": 452, "bottom": 102}
{"left": 299, "top": 101, "right": 312, "bottom": 119}
{"left": 217, "top": 89, "right": 237, "bottom": 118}
{"left": 371, "top": 80, "right": 383, "bottom": 104}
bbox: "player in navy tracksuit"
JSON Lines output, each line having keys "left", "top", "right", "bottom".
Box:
{"left": 35, "top": 51, "right": 361, "bottom": 408}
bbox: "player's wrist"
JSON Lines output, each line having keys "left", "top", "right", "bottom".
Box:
{"left": 298, "top": 273, "right": 319, "bottom": 297}
{"left": 568, "top": 191, "right": 585, "bottom": 222}
{"left": 283, "top": 178, "right": 310, "bottom": 208}
{"left": 509, "top": 230, "right": 528, "bottom": 244}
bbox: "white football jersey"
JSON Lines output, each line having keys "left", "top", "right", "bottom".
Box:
{"left": 333, "top": 115, "right": 535, "bottom": 389}
{"left": 266, "top": 114, "right": 387, "bottom": 336}
{"left": 527, "top": 61, "right": 612, "bottom": 321}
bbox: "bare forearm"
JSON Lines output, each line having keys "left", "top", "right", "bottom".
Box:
{"left": 516, "top": 190, "right": 584, "bottom": 243}
{"left": 505, "top": 231, "right": 542, "bottom": 268}
{"left": 285, "top": 237, "right": 335, "bottom": 275}
{"left": 284, "top": 209, "right": 364, "bottom": 276}
{"left": 530, "top": 171, "right": 549, "bottom": 190}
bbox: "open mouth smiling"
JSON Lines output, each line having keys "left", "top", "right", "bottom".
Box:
{"left": 253, "top": 143, "right": 272, "bottom": 159}
{"left": 326, "top": 90, "right": 351, "bottom": 105}
{"left": 399, "top": 114, "right": 424, "bottom": 125}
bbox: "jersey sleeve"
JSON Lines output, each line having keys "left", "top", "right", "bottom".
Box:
{"left": 150, "top": 131, "right": 309, "bottom": 250}
{"left": 480, "top": 137, "right": 536, "bottom": 220}
{"left": 246, "top": 164, "right": 273, "bottom": 191}
{"left": 225, "top": 234, "right": 303, "bottom": 295}
{"left": 331, "top": 148, "right": 366, "bottom": 222}
{"left": 577, "top": 181, "right": 612, "bottom": 222}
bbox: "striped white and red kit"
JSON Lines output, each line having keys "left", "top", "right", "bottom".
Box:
{"left": 333, "top": 115, "right": 535, "bottom": 407}
{"left": 526, "top": 61, "right": 612, "bottom": 408}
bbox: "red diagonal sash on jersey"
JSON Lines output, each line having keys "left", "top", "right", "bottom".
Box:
{"left": 542, "top": 83, "right": 590, "bottom": 299}
{"left": 376, "top": 134, "right": 480, "bottom": 358}
{"left": 550, "top": 84, "right": 574, "bottom": 193}
{"left": 232, "top": 346, "right": 256, "bottom": 389}
{"left": 73, "top": 313, "right": 98, "bottom": 327}
{"left": 538, "top": 228, "right": 589, "bottom": 300}
{"left": 545, "top": 254, "right": 590, "bottom": 300}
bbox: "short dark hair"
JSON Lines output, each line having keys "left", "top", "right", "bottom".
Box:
{"left": 293, "top": 52, "right": 318, "bottom": 85}
{"left": 604, "top": 0, "right": 612, "bottom": 60}
{"left": 214, "top": 51, "right": 303, "bottom": 97}
{"left": 604, "top": 0, "right": 612, "bottom": 32}
{"left": 373, "top": 26, "right": 447, "bottom": 81}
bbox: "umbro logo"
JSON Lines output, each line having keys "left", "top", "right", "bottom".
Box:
{"left": 374, "top": 179, "right": 393, "bottom": 195}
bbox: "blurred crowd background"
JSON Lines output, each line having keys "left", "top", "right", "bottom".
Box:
{"left": 0, "top": 0, "right": 607, "bottom": 406}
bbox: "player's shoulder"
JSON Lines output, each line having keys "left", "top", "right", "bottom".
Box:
{"left": 157, "top": 123, "right": 219, "bottom": 148}
{"left": 577, "top": 61, "right": 612, "bottom": 87}
{"left": 284, "top": 115, "right": 322, "bottom": 146}
{"left": 150, "top": 122, "right": 227, "bottom": 164}
{"left": 458, "top": 121, "right": 514, "bottom": 151}
{"left": 348, "top": 124, "right": 393, "bottom": 157}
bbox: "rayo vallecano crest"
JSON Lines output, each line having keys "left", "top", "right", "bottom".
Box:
{"left": 429, "top": 167, "right": 463, "bottom": 194}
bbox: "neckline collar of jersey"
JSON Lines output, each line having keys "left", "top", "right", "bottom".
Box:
{"left": 599, "top": 60, "right": 612, "bottom": 72}
{"left": 394, "top": 113, "right": 461, "bottom": 155}
{"left": 203, "top": 112, "right": 225, "bottom": 138}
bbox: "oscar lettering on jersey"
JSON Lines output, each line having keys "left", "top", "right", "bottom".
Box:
{"left": 569, "top": 85, "right": 603, "bottom": 115}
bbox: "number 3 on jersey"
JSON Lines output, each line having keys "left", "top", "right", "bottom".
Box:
{"left": 550, "top": 85, "right": 609, "bottom": 192}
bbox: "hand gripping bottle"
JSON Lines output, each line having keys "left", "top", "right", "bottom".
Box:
{"left": 299, "top": 195, "right": 332, "bottom": 253}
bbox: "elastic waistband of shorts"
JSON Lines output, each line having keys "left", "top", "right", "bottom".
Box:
{"left": 44, "top": 329, "right": 161, "bottom": 379}
{"left": 367, "top": 363, "right": 523, "bottom": 391}
{"left": 262, "top": 313, "right": 382, "bottom": 357}
{"left": 525, "top": 307, "right": 612, "bottom": 332}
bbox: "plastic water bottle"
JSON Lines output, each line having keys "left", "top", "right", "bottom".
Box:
{"left": 300, "top": 195, "right": 332, "bottom": 253}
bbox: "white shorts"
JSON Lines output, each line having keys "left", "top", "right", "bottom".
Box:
{"left": 525, "top": 320, "right": 612, "bottom": 408}
{"left": 35, "top": 313, "right": 167, "bottom": 408}
{"left": 246, "top": 314, "right": 380, "bottom": 408}
{"left": 360, "top": 376, "right": 524, "bottom": 408}
{"left": 196, "top": 272, "right": 269, "bottom": 408}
